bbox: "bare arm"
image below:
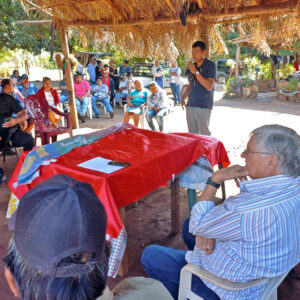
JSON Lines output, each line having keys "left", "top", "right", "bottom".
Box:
{"left": 2, "top": 110, "right": 28, "bottom": 128}
{"left": 181, "top": 84, "right": 190, "bottom": 110}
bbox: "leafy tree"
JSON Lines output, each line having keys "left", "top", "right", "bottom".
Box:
{"left": 0, "top": 0, "right": 52, "bottom": 54}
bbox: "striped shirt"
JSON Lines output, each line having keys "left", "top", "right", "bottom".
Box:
{"left": 185, "top": 175, "right": 300, "bottom": 299}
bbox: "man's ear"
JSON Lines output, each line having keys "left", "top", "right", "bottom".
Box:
{"left": 268, "top": 155, "right": 280, "bottom": 173}
{"left": 5, "top": 268, "right": 19, "bottom": 297}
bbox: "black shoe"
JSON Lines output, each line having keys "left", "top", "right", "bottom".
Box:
{"left": 95, "top": 114, "right": 100, "bottom": 119}
{"left": 4, "top": 148, "right": 16, "bottom": 156}
{"left": 78, "top": 114, "right": 86, "bottom": 123}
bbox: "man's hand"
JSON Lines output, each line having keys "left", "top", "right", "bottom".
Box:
{"left": 181, "top": 98, "right": 186, "bottom": 110}
{"left": 2, "top": 118, "right": 16, "bottom": 128}
{"left": 154, "top": 107, "right": 159, "bottom": 113}
{"left": 187, "top": 62, "right": 197, "bottom": 74}
{"left": 211, "top": 165, "right": 249, "bottom": 187}
{"left": 196, "top": 236, "right": 216, "bottom": 255}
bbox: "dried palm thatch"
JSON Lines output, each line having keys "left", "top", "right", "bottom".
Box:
{"left": 20, "top": 0, "right": 300, "bottom": 57}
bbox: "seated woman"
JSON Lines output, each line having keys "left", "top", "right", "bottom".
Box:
{"left": 124, "top": 79, "right": 149, "bottom": 127}
{"left": 36, "top": 77, "right": 62, "bottom": 127}
{"left": 146, "top": 81, "right": 169, "bottom": 132}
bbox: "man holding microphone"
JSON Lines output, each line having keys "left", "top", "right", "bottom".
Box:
{"left": 181, "top": 41, "right": 216, "bottom": 136}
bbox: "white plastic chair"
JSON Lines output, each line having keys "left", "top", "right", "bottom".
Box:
{"left": 178, "top": 264, "right": 290, "bottom": 300}
{"left": 86, "top": 97, "right": 93, "bottom": 119}
{"left": 123, "top": 104, "right": 146, "bottom": 129}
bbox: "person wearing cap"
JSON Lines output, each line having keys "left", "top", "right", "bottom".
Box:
{"left": 4, "top": 174, "right": 173, "bottom": 300}
{"left": 74, "top": 73, "right": 91, "bottom": 123}
{"left": 91, "top": 77, "right": 114, "bottom": 119}
{"left": 0, "top": 79, "right": 34, "bottom": 152}
{"left": 87, "top": 57, "right": 97, "bottom": 84}
{"left": 102, "top": 71, "right": 115, "bottom": 106}
{"left": 115, "top": 75, "right": 128, "bottom": 107}
{"left": 146, "top": 81, "right": 169, "bottom": 132}
{"left": 12, "top": 70, "right": 22, "bottom": 84}
{"left": 124, "top": 79, "right": 149, "bottom": 126}
{"left": 151, "top": 60, "right": 164, "bottom": 89}
{"left": 119, "top": 60, "right": 131, "bottom": 76}
{"left": 17, "top": 74, "right": 38, "bottom": 97}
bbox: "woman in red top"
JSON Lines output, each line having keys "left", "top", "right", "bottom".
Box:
{"left": 36, "top": 77, "right": 62, "bottom": 127}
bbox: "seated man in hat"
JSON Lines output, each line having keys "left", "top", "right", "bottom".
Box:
{"left": 4, "top": 174, "right": 172, "bottom": 300}
{"left": 142, "top": 124, "right": 300, "bottom": 300}
{"left": 0, "top": 79, "right": 34, "bottom": 153}
{"left": 17, "top": 74, "right": 38, "bottom": 97}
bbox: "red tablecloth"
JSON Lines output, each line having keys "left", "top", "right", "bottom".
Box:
{"left": 8, "top": 127, "right": 230, "bottom": 238}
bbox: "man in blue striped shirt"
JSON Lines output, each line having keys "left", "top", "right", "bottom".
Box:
{"left": 141, "top": 124, "right": 300, "bottom": 300}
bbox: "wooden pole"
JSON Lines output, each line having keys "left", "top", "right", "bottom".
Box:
{"left": 235, "top": 44, "right": 240, "bottom": 82}
{"left": 200, "top": 18, "right": 210, "bottom": 59}
{"left": 60, "top": 26, "right": 79, "bottom": 129}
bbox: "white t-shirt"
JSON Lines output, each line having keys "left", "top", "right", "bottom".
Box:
{"left": 119, "top": 80, "right": 128, "bottom": 94}
{"left": 44, "top": 91, "right": 55, "bottom": 107}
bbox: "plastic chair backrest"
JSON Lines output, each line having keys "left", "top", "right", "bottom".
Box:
{"left": 179, "top": 264, "right": 291, "bottom": 300}
{"left": 24, "top": 94, "right": 51, "bottom": 130}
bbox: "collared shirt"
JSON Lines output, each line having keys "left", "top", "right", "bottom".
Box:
{"left": 151, "top": 65, "right": 164, "bottom": 78}
{"left": 187, "top": 58, "right": 216, "bottom": 109}
{"left": 18, "top": 82, "right": 38, "bottom": 97}
{"left": 87, "top": 63, "right": 97, "bottom": 82}
{"left": 186, "top": 175, "right": 300, "bottom": 300}
{"left": 119, "top": 65, "right": 131, "bottom": 76}
{"left": 74, "top": 80, "right": 91, "bottom": 97}
{"left": 147, "top": 88, "right": 168, "bottom": 110}
{"left": 92, "top": 84, "right": 109, "bottom": 100}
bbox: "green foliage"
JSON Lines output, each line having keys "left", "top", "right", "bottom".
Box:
{"left": 177, "top": 53, "right": 188, "bottom": 74}
{"left": 225, "top": 75, "right": 236, "bottom": 95}
{"left": 260, "top": 61, "right": 272, "bottom": 80}
{"left": 0, "top": 0, "right": 51, "bottom": 55}
{"left": 277, "top": 64, "right": 296, "bottom": 79}
{"left": 282, "top": 77, "right": 299, "bottom": 93}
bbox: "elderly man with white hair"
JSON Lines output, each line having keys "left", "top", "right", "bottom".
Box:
{"left": 141, "top": 124, "right": 300, "bottom": 300}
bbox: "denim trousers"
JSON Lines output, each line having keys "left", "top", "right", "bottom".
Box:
{"left": 141, "top": 218, "right": 220, "bottom": 300}
{"left": 92, "top": 96, "right": 113, "bottom": 116}
{"left": 59, "top": 95, "right": 69, "bottom": 104}
{"left": 75, "top": 97, "right": 90, "bottom": 116}
{"left": 170, "top": 83, "right": 181, "bottom": 103}
{"left": 146, "top": 108, "right": 167, "bottom": 131}
{"left": 155, "top": 77, "right": 164, "bottom": 89}
{"left": 115, "top": 92, "right": 128, "bottom": 104}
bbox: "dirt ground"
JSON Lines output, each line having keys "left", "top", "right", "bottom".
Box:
{"left": 0, "top": 86, "right": 300, "bottom": 299}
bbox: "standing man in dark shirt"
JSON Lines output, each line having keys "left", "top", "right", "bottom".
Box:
{"left": 181, "top": 41, "right": 216, "bottom": 135}
{"left": 0, "top": 79, "right": 34, "bottom": 152}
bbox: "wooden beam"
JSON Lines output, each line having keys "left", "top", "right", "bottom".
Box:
{"left": 63, "top": 0, "right": 297, "bottom": 27}
{"left": 200, "top": 18, "right": 210, "bottom": 58}
{"left": 23, "top": 0, "right": 53, "bottom": 16}
{"left": 197, "top": 0, "right": 203, "bottom": 9}
{"left": 15, "top": 20, "right": 52, "bottom": 25}
{"left": 235, "top": 44, "right": 240, "bottom": 82}
{"left": 165, "top": 0, "right": 176, "bottom": 14}
{"left": 60, "top": 26, "right": 79, "bottom": 129}
{"left": 205, "top": 0, "right": 298, "bottom": 18}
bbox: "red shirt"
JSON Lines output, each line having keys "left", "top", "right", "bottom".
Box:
{"left": 36, "top": 87, "right": 60, "bottom": 106}
{"left": 102, "top": 78, "right": 110, "bottom": 90}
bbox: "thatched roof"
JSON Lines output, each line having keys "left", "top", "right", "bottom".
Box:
{"left": 20, "top": 0, "right": 300, "bottom": 57}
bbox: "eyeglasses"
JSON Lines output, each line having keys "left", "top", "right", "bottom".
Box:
{"left": 243, "top": 149, "right": 272, "bottom": 155}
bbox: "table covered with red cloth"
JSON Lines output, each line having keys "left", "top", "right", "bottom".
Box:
{"left": 8, "top": 127, "right": 230, "bottom": 238}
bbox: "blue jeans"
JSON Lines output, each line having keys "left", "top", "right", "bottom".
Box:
{"left": 146, "top": 108, "right": 167, "bottom": 131}
{"left": 170, "top": 83, "right": 181, "bottom": 103}
{"left": 59, "top": 95, "right": 68, "bottom": 104}
{"left": 91, "top": 96, "right": 113, "bottom": 116}
{"left": 141, "top": 218, "right": 220, "bottom": 300}
{"left": 75, "top": 97, "right": 90, "bottom": 116}
{"left": 116, "top": 92, "right": 128, "bottom": 104}
{"left": 155, "top": 77, "right": 164, "bottom": 89}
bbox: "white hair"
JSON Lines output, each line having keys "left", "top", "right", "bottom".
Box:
{"left": 251, "top": 124, "right": 300, "bottom": 177}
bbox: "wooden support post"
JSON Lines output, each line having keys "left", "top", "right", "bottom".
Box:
{"left": 200, "top": 18, "right": 210, "bottom": 59}
{"left": 171, "top": 177, "right": 180, "bottom": 235}
{"left": 235, "top": 44, "right": 240, "bottom": 82}
{"left": 60, "top": 26, "right": 79, "bottom": 129}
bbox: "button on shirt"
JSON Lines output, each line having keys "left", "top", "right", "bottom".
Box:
{"left": 186, "top": 175, "right": 300, "bottom": 300}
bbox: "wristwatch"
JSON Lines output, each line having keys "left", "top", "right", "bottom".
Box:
{"left": 195, "top": 71, "right": 200, "bottom": 75}
{"left": 206, "top": 177, "right": 221, "bottom": 189}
